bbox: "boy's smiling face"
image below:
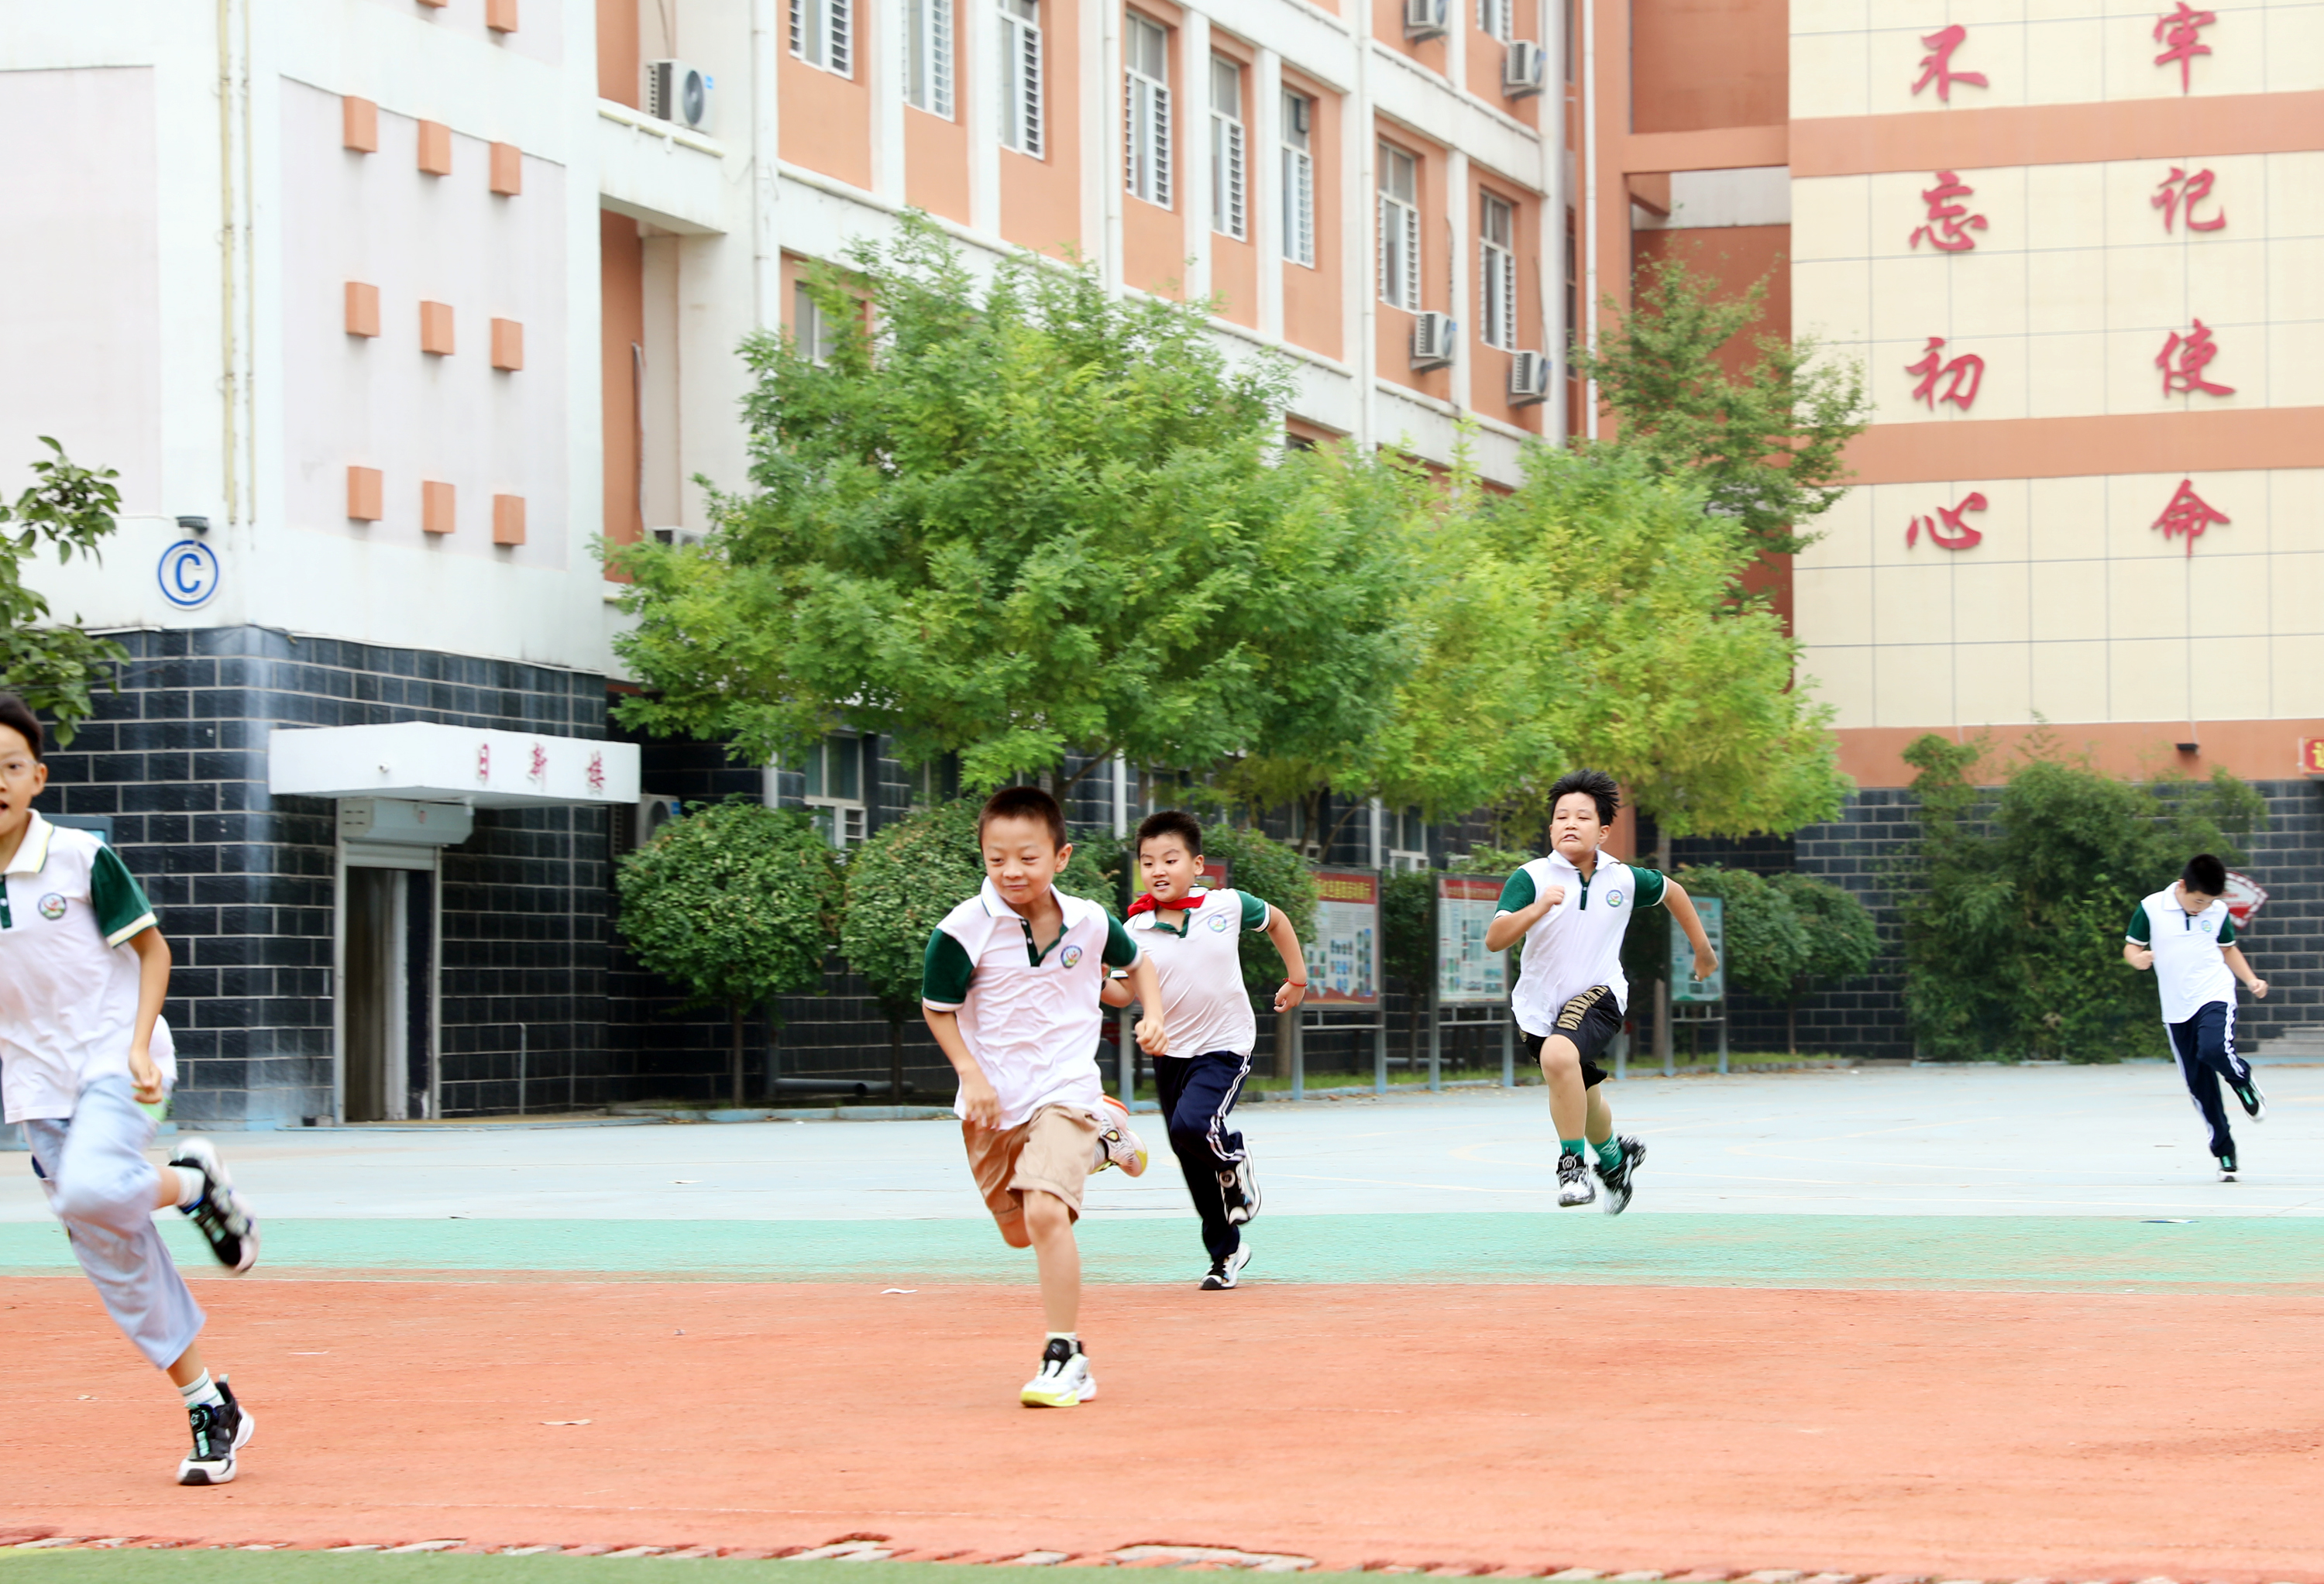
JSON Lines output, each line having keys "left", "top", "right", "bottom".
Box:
{"left": 1549, "top": 790, "right": 1609, "bottom": 864}
{"left": 0, "top": 720, "right": 46, "bottom": 855}
{"left": 980, "top": 813, "right": 1070, "bottom": 916}
{"left": 1138, "top": 836, "right": 1202, "bottom": 904}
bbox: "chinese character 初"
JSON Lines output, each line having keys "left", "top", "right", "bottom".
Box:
{"left": 2154, "top": 2, "right": 2217, "bottom": 94}
{"left": 1906, "top": 336, "right": 1985, "bottom": 412}
{"left": 2152, "top": 166, "right": 2226, "bottom": 233}
{"left": 2157, "top": 319, "right": 2235, "bottom": 397}
{"left": 1911, "top": 24, "right": 1989, "bottom": 103}
{"left": 1906, "top": 491, "right": 1989, "bottom": 551}
{"left": 2152, "top": 479, "right": 2229, "bottom": 555}
{"left": 1910, "top": 171, "right": 1986, "bottom": 253}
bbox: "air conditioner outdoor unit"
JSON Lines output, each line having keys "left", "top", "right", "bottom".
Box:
{"left": 1509, "top": 349, "right": 1553, "bottom": 405}
{"left": 1404, "top": 0, "right": 1449, "bottom": 40}
{"left": 1504, "top": 40, "right": 1548, "bottom": 98}
{"left": 650, "top": 525, "right": 706, "bottom": 548}
{"left": 1411, "top": 311, "right": 1457, "bottom": 370}
{"left": 635, "top": 794, "right": 684, "bottom": 848}
{"left": 645, "top": 59, "right": 713, "bottom": 132}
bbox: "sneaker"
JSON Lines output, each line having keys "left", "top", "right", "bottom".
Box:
{"left": 168, "top": 1138, "right": 259, "bottom": 1274}
{"left": 2232, "top": 1077, "right": 2267, "bottom": 1121}
{"left": 1092, "top": 1098, "right": 1149, "bottom": 1177}
{"left": 1201, "top": 1245, "right": 1253, "bottom": 1290}
{"left": 1556, "top": 1150, "right": 1597, "bottom": 1208}
{"left": 2218, "top": 1153, "right": 2239, "bottom": 1182}
{"left": 177, "top": 1377, "right": 254, "bottom": 1486}
{"left": 1020, "top": 1338, "right": 1096, "bottom": 1407}
{"left": 1219, "top": 1155, "right": 1260, "bottom": 1225}
{"left": 1596, "top": 1136, "right": 1647, "bottom": 1217}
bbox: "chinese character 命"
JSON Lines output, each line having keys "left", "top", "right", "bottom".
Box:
{"left": 2152, "top": 479, "right": 2229, "bottom": 555}
{"left": 1906, "top": 336, "right": 1985, "bottom": 412}
{"left": 1910, "top": 171, "right": 1987, "bottom": 253}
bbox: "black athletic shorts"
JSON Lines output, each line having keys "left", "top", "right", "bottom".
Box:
{"left": 1519, "top": 984, "right": 1623, "bottom": 1088}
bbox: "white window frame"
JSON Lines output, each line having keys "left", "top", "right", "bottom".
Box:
{"left": 1125, "top": 11, "right": 1171, "bottom": 209}
{"left": 1378, "top": 142, "right": 1421, "bottom": 313}
{"left": 1477, "top": 0, "right": 1513, "bottom": 40}
{"left": 799, "top": 734, "right": 869, "bottom": 850}
{"left": 792, "top": 280, "right": 839, "bottom": 365}
{"left": 1480, "top": 191, "right": 1518, "bottom": 351}
{"left": 999, "top": 0, "right": 1043, "bottom": 157}
{"left": 1280, "top": 90, "right": 1315, "bottom": 268}
{"left": 906, "top": 0, "right": 954, "bottom": 118}
{"left": 1208, "top": 54, "right": 1246, "bottom": 240}
{"left": 790, "top": 0, "right": 854, "bottom": 77}
{"left": 1386, "top": 806, "right": 1429, "bottom": 872}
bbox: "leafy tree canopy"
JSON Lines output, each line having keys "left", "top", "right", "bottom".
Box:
{"left": 1672, "top": 864, "right": 1813, "bottom": 1005}
{"left": 0, "top": 439, "right": 131, "bottom": 745}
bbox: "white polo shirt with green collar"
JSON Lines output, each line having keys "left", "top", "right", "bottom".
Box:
{"left": 1125, "top": 887, "right": 1271, "bottom": 1058}
{"left": 922, "top": 880, "right": 1141, "bottom": 1128}
{"left": 0, "top": 811, "right": 162, "bottom": 1124}
{"left": 2127, "top": 888, "right": 2240, "bottom": 1024}
{"left": 1495, "top": 849, "right": 1667, "bottom": 1036}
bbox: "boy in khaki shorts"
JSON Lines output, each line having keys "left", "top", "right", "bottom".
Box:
{"left": 923, "top": 786, "right": 1167, "bottom": 1407}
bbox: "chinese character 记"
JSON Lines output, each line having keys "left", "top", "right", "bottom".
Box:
{"left": 2157, "top": 319, "right": 2235, "bottom": 397}
{"left": 2152, "top": 478, "right": 2229, "bottom": 555}
{"left": 2154, "top": 2, "right": 2216, "bottom": 94}
{"left": 1910, "top": 171, "right": 1986, "bottom": 253}
{"left": 2152, "top": 166, "right": 2226, "bottom": 233}
{"left": 1911, "top": 24, "right": 1988, "bottom": 103}
{"left": 1906, "top": 336, "right": 1986, "bottom": 412}
{"left": 1906, "top": 491, "right": 1989, "bottom": 551}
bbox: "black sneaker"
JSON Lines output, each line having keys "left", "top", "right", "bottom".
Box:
{"left": 168, "top": 1138, "right": 259, "bottom": 1274}
{"left": 2232, "top": 1077, "right": 2267, "bottom": 1121}
{"left": 1200, "top": 1246, "right": 1252, "bottom": 1290}
{"left": 1219, "top": 1156, "right": 1260, "bottom": 1225}
{"left": 1595, "top": 1136, "right": 1647, "bottom": 1216}
{"left": 177, "top": 1377, "right": 255, "bottom": 1486}
{"left": 2218, "top": 1153, "right": 2239, "bottom": 1182}
{"left": 1556, "top": 1150, "right": 1596, "bottom": 1207}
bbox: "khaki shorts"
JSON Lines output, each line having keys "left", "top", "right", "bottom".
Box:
{"left": 963, "top": 1104, "right": 1100, "bottom": 1228}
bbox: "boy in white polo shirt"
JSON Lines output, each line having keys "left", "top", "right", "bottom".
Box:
{"left": 922, "top": 785, "right": 1167, "bottom": 1407}
{"left": 0, "top": 692, "right": 262, "bottom": 1484}
{"left": 1105, "top": 810, "right": 1308, "bottom": 1290}
{"left": 2125, "top": 852, "right": 2269, "bottom": 1180}
{"left": 1485, "top": 768, "right": 1717, "bottom": 1214}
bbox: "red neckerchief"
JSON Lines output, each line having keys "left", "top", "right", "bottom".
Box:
{"left": 1127, "top": 889, "right": 1206, "bottom": 918}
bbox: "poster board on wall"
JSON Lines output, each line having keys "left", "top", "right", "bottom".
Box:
{"left": 1669, "top": 895, "right": 1726, "bottom": 1003}
{"left": 1301, "top": 868, "right": 1381, "bottom": 1006}
{"left": 1437, "top": 874, "right": 1508, "bottom": 1005}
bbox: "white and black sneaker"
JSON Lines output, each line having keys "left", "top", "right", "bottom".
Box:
{"left": 1019, "top": 1338, "right": 1096, "bottom": 1408}
{"left": 2218, "top": 1152, "right": 2240, "bottom": 1182}
{"left": 1556, "top": 1150, "right": 1597, "bottom": 1208}
{"left": 1596, "top": 1136, "right": 1646, "bottom": 1217}
{"left": 169, "top": 1138, "right": 259, "bottom": 1274}
{"left": 177, "top": 1378, "right": 255, "bottom": 1486}
{"left": 1092, "top": 1098, "right": 1150, "bottom": 1177}
{"left": 1219, "top": 1156, "right": 1260, "bottom": 1225}
{"left": 2232, "top": 1077, "right": 2267, "bottom": 1122}
{"left": 1201, "top": 1245, "right": 1253, "bottom": 1290}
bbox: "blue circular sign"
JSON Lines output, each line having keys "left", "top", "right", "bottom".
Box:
{"left": 157, "top": 540, "right": 221, "bottom": 610}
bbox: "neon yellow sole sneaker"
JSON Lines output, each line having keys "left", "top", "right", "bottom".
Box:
{"left": 1093, "top": 1096, "right": 1149, "bottom": 1177}
{"left": 1020, "top": 1338, "right": 1096, "bottom": 1407}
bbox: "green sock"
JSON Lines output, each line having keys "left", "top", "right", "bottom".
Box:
{"left": 1559, "top": 1138, "right": 1587, "bottom": 1159}
{"left": 1595, "top": 1138, "right": 1623, "bottom": 1171}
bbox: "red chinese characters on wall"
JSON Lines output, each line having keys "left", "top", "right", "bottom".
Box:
{"left": 2157, "top": 320, "right": 2235, "bottom": 397}
{"left": 1906, "top": 336, "right": 1985, "bottom": 411}
{"left": 2153, "top": 479, "right": 2229, "bottom": 555}
{"left": 2153, "top": 167, "right": 2226, "bottom": 233}
{"left": 1910, "top": 171, "right": 1986, "bottom": 252}
{"left": 1906, "top": 492, "right": 1989, "bottom": 551}
{"left": 2154, "top": 3, "right": 2217, "bottom": 94}
{"left": 586, "top": 751, "right": 607, "bottom": 795}
{"left": 1911, "top": 25, "right": 1988, "bottom": 103}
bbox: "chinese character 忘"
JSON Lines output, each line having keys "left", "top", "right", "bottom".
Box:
{"left": 1910, "top": 171, "right": 1987, "bottom": 253}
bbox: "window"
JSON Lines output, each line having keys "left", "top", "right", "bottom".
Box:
{"left": 1477, "top": 0, "right": 1512, "bottom": 40}
{"left": 1386, "top": 806, "right": 1429, "bottom": 871}
{"left": 1480, "top": 192, "right": 1518, "bottom": 350}
{"left": 799, "top": 734, "right": 868, "bottom": 848}
{"left": 1281, "top": 90, "right": 1315, "bottom": 267}
{"left": 906, "top": 0, "right": 954, "bottom": 117}
{"left": 1563, "top": 206, "right": 1578, "bottom": 349}
{"left": 1377, "top": 142, "right": 1420, "bottom": 312}
{"left": 999, "top": 0, "right": 1043, "bottom": 156}
{"left": 792, "top": 280, "right": 838, "bottom": 365}
{"left": 790, "top": 0, "right": 852, "bottom": 76}
{"left": 1208, "top": 55, "right": 1246, "bottom": 239}
{"left": 1125, "top": 12, "right": 1171, "bottom": 208}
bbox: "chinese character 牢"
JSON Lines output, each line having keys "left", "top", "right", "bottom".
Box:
{"left": 1910, "top": 171, "right": 1987, "bottom": 253}
{"left": 2152, "top": 166, "right": 2226, "bottom": 233}
{"left": 1906, "top": 491, "right": 1989, "bottom": 551}
{"left": 2152, "top": 479, "right": 2229, "bottom": 555}
{"left": 2154, "top": 2, "right": 2216, "bottom": 94}
{"left": 2157, "top": 319, "right": 2235, "bottom": 397}
{"left": 1906, "top": 336, "right": 1985, "bottom": 412}
{"left": 1911, "top": 24, "right": 1989, "bottom": 103}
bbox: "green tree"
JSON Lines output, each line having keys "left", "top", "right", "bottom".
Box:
{"left": 615, "top": 801, "right": 845, "bottom": 1105}
{"left": 1769, "top": 870, "right": 1879, "bottom": 1054}
{"left": 1671, "top": 866, "right": 1814, "bottom": 1052}
{"left": 1570, "top": 254, "right": 1872, "bottom": 557}
{"left": 0, "top": 439, "right": 132, "bottom": 745}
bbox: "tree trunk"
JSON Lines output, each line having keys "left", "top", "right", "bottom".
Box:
{"left": 889, "top": 1017, "right": 906, "bottom": 1100}
{"left": 1274, "top": 1005, "right": 1296, "bottom": 1080}
{"left": 1787, "top": 1002, "right": 1798, "bottom": 1057}
{"left": 730, "top": 1004, "right": 746, "bottom": 1109}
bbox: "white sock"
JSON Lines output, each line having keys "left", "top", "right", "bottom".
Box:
{"left": 171, "top": 1166, "right": 205, "bottom": 1208}
{"left": 177, "top": 1370, "right": 224, "bottom": 1410}
{"left": 1044, "top": 1331, "right": 1078, "bottom": 1346}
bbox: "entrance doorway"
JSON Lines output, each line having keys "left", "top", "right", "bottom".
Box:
{"left": 339, "top": 862, "right": 435, "bottom": 1122}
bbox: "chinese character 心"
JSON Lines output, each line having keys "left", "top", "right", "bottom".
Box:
{"left": 2157, "top": 319, "right": 2235, "bottom": 397}
{"left": 2152, "top": 479, "right": 2229, "bottom": 555}
{"left": 1906, "top": 336, "right": 1985, "bottom": 411}
{"left": 1906, "top": 491, "right": 1989, "bottom": 551}
{"left": 1911, "top": 24, "right": 1988, "bottom": 103}
{"left": 1910, "top": 171, "right": 1986, "bottom": 252}
{"left": 2153, "top": 166, "right": 2226, "bottom": 232}
{"left": 2154, "top": 2, "right": 2216, "bottom": 94}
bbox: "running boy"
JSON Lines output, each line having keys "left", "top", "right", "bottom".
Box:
{"left": 2124, "top": 853, "right": 2269, "bottom": 1181}
{"left": 1484, "top": 768, "right": 1717, "bottom": 1214}
{"left": 922, "top": 785, "right": 1167, "bottom": 1407}
{"left": 0, "top": 692, "right": 261, "bottom": 1483}
{"left": 1103, "top": 810, "right": 1307, "bottom": 1290}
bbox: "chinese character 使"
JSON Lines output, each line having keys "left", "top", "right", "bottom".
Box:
{"left": 2157, "top": 319, "right": 2235, "bottom": 397}
{"left": 2153, "top": 166, "right": 2226, "bottom": 233}
{"left": 1910, "top": 171, "right": 1986, "bottom": 252}
{"left": 1906, "top": 336, "right": 1985, "bottom": 411}
{"left": 1906, "top": 491, "right": 1989, "bottom": 551}
{"left": 2152, "top": 478, "right": 2229, "bottom": 555}
{"left": 2154, "top": 2, "right": 2216, "bottom": 94}
{"left": 1911, "top": 24, "right": 1988, "bottom": 102}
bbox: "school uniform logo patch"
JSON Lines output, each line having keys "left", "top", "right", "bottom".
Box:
{"left": 1061, "top": 945, "right": 1084, "bottom": 968}
{"left": 37, "top": 893, "right": 67, "bottom": 921}
{"left": 1607, "top": 890, "right": 1625, "bottom": 909}
{"left": 1209, "top": 911, "right": 1233, "bottom": 932}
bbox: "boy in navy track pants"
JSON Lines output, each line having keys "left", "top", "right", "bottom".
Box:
{"left": 2126, "top": 853, "right": 2270, "bottom": 1180}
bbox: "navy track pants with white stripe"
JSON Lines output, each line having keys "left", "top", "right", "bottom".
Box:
{"left": 2168, "top": 999, "right": 2249, "bottom": 1160}
{"left": 1153, "top": 1050, "right": 1250, "bottom": 1263}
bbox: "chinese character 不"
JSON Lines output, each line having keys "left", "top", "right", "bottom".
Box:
{"left": 1905, "top": 336, "right": 1985, "bottom": 412}
{"left": 1906, "top": 491, "right": 1989, "bottom": 551}
{"left": 1910, "top": 171, "right": 1986, "bottom": 253}
{"left": 2152, "top": 478, "right": 2229, "bottom": 555}
{"left": 1911, "top": 24, "right": 1988, "bottom": 103}
{"left": 586, "top": 751, "right": 606, "bottom": 795}
{"left": 2152, "top": 166, "right": 2226, "bottom": 233}
{"left": 2157, "top": 319, "right": 2234, "bottom": 397}
{"left": 2154, "top": 2, "right": 2216, "bottom": 94}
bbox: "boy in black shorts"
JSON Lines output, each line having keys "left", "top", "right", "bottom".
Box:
{"left": 1484, "top": 769, "right": 1717, "bottom": 1212}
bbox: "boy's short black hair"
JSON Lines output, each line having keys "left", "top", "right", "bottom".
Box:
{"left": 1135, "top": 809, "right": 1205, "bottom": 861}
{"left": 978, "top": 785, "right": 1067, "bottom": 850}
{"left": 2182, "top": 853, "right": 2228, "bottom": 896}
{"left": 1547, "top": 768, "right": 1620, "bottom": 826}
{"left": 0, "top": 692, "right": 42, "bottom": 761}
